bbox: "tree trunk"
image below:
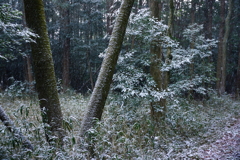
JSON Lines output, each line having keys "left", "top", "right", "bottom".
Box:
{"left": 190, "top": 0, "right": 196, "bottom": 72}
{"left": 60, "top": 0, "right": 71, "bottom": 92}
{"left": 216, "top": 0, "right": 233, "bottom": 95}
{"left": 188, "top": 0, "right": 196, "bottom": 100}
{"left": 149, "top": 0, "right": 166, "bottom": 121}
{"left": 236, "top": 43, "right": 240, "bottom": 97}
{"left": 0, "top": 105, "right": 33, "bottom": 150}
{"left": 164, "top": 0, "right": 174, "bottom": 91}
{"left": 23, "top": 0, "right": 64, "bottom": 145}
{"left": 87, "top": 50, "right": 94, "bottom": 90}
{"left": 138, "top": 0, "right": 143, "bottom": 9}
{"left": 204, "top": 0, "right": 215, "bottom": 39}
{"left": 80, "top": 0, "right": 135, "bottom": 136}
{"left": 24, "top": 55, "right": 34, "bottom": 92}
{"left": 216, "top": 0, "right": 225, "bottom": 95}
{"left": 22, "top": 9, "right": 34, "bottom": 93}
{"left": 191, "top": 0, "right": 196, "bottom": 24}
{"left": 106, "top": 0, "right": 114, "bottom": 35}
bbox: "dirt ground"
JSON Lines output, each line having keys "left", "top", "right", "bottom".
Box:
{"left": 198, "top": 118, "right": 240, "bottom": 160}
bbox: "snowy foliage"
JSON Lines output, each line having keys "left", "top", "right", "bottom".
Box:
{"left": 0, "top": 4, "right": 38, "bottom": 60}
{"left": 113, "top": 9, "right": 217, "bottom": 103}
{"left": 127, "top": 8, "right": 177, "bottom": 48}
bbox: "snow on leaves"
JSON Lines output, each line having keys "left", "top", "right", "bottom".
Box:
{"left": 0, "top": 4, "right": 38, "bottom": 60}
{"left": 113, "top": 8, "right": 217, "bottom": 102}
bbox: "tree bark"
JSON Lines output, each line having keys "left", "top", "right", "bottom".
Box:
{"left": 216, "top": 0, "right": 225, "bottom": 95}
{"left": 237, "top": 43, "right": 240, "bottom": 97}
{"left": 23, "top": 0, "right": 64, "bottom": 145}
{"left": 216, "top": 0, "right": 233, "bottom": 95}
{"left": 164, "top": 0, "right": 174, "bottom": 90}
{"left": 80, "top": 0, "right": 135, "bottom": 136}
{"left": 106, "top": 0, "right": 114, "bottom": 35}
{"left": 204, "top": 0, "right": 215, "bottom": 39}
{"left": 60, "top": 0, "right": 71, "bottom": 92}
{"left": 24, "top": 55, "right": 34, "bottom": 92}
{"left": 149, "top": 0, "right": 166, "bottom": 120}
{"left": 190, "top": 0, "right": 196, "bottom": 78}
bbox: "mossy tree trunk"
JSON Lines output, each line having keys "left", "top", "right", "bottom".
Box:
{"left": 23, "top": 0, "right": 64, "bottom": 144}
{"left": 80, "top": 0, "right": 135, "bottom": 136}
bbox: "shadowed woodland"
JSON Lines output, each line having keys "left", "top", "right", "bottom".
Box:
{"left": 0, "top": 0, "right": 240, "bottom": 159}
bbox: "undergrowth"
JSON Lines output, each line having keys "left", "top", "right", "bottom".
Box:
{"left": 0, "top": 91, "right": 239, "bottom": 159}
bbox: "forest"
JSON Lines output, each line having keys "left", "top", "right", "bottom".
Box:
{"left": 0, "top": 0, "right": 240, "bottom": 159}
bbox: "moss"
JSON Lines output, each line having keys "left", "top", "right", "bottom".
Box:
{"left": 81, "top": 0, "right": 135, "bottom": 136}
{"left": 23, "top": 0, "right": 64, "bottom": 144}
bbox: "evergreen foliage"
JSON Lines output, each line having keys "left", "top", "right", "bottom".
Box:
{"left": 0, "top": 0, "right": 240, "bottom": 158}
{"left": 113, "top": 9, "right": 217, "bottom": 104}
{"left": 0, "top": 3, "right": 36, "bottom": 60}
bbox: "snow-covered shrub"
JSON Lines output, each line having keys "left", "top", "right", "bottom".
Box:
{"left": 112, "top": 9, "right": 217, "bottom": 104}
{"left": 0, "top": 3, "right": 38, "bottom": 60}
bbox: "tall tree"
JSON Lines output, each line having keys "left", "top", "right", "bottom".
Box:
{"left": 190, "top": 0, "right": 196, "bottom": 77}
{"left": 68, "top": 0, "right": 106, "bottom": 92}
{"left": 149, "top": 0, "right": 166, "bottom": 120}
{"left": 80, "top": 0, "right": 135, "bottom": 136}
{"left": 237, "top": 43, "right": 240, "bottom": 97}
{"left": 59, "top": 0, "right": 71, "bottom": 92}
{"left": 204, "top": 0, "right": 215, "bottom": 39}
{"left": 23, "top": 0, "right": 64, "bottom": 144}
{"left": 216, "top": 0, "right": 233, "bottom": 95}
{"left": 106, "top": 0, "right": 114, "bottom": 35}
{"left": 164, "top": 0, "right": 174, "bottom": 95}
{"left": 216, "top": 0, "right": 225, "bottom": 95}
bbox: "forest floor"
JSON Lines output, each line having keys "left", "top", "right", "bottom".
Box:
{"left": 0, "top": 92, "right": 240, "bottom": 159}
{"left": 197, "top": 116, "right": 240, "bottom": 160}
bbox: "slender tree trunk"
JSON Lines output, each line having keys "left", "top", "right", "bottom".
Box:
{"left": 22, "top": 9, "right": 34, "bottom": 92}
{"left": 164, "top": 0, "right": 174, "bottom": 91}
{"left": 204, "top": 0, "right": 215, "bottom": 39}
{"left": 138, "top": 0, "right": 143, "bottom": 9}
{"left": 191, "top": 0, "right": 196, "bottom": 24}
{"left": 87, "top": 50, "right": 94, "bottom": 90}
{"left": 216, "top": 0, "right": 225, "bottom": 95}
{"left": 188, "top": 0, "right": 196, "bottom": 100}
{"left": 236, "top": 43, "right": 240, "bottom": 97}
{"left": 0, "top": 105, "right": 33, "bottom": 150}
{"left": 80, "top": 0, "right": 135, "bottom": 136}
{"left": 23, "top": 0, "right": 64, "bottom": 145}
{"left": 60, "top": 0, "right": 71, "bottom": 92}
{"left": 106, "top": 0, "right": 114, "bottom": 35}
{"left": 24, "top": 55, "right": 34, "bottom": 92}
{"left": 208, "top": 0, "right": 214, "bottom": 39}
{"left": 26, "top": 55, "right": 33, "bottom": 83}
{"left": 190, "top": 0, "right": 196, "bottom": 77}
{"left": 216, "top": 0, "right": 233, "bottom": 95}
{"left": 149, "top": 0, "right": 166, "bottom": 120}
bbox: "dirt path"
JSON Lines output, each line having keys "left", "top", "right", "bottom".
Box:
{"left": 198, "top": 118, "right": 240, "bottom": 159}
